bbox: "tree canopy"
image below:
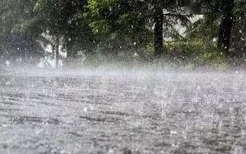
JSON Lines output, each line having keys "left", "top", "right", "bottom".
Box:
{"left": 0, "top": 0, "right": 246, "bottom": 67}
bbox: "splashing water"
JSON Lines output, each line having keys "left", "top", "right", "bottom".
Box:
{"left": 0, "top": 69, "right": 246, "bottom": 154}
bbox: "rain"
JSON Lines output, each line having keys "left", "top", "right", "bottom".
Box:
{"left": 1, "top": 0, "right": 246, "bottom": 154}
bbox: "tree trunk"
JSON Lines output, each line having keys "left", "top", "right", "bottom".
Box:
{"left": 153, "top": 7, "right": 164, "bottom": 58}
{"left": 55, "top": 37, "right": 59, "bottom": 69}
{"left": 218, "top": 0, "right": 234, "bottom": 57}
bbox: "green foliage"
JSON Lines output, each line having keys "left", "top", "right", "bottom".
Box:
{"left": 0, "top": 0, "right": 36, "bottom": 33}
{"left": 0, "top": 0, "right": 245, "bottom": 68}
{"left": 32, "top": 0, "right": 96, "bottom": 57}
{"left": 87, "top": 0, "right": 192, "bottom": 57}
{"left": 186, "top": 14, "right": 219, "bottom": 41}
{"left": 165, "top": 39, "right": 226, "bottom": 67}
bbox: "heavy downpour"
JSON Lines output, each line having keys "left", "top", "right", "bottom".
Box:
{"left": 1, "top": 0, "right": 246, "bottom": 154}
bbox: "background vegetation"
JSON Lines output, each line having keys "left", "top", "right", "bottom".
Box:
{"left": 0, "top": 0, "right": 245, "bottom": 69}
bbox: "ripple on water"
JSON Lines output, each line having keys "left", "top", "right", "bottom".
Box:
{"left": 11, "top": 116, "right": 60, "bottom": 125}
{"left": 0, "top": 72, "right": 246, "bottom": 153}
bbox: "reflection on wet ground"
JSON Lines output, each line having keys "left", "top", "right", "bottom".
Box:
{"left": 0, "top": 72, "right": 246, "bottom": 153}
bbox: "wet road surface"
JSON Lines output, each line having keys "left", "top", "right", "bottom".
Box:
{"left": 0, "top": 71, "right": 246, "bottom": 154}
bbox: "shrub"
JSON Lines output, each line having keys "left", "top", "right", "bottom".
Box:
{"left": 164, "top": 39, "right": 227, "bottom": 68}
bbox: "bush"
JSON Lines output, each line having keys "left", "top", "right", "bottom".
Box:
{"left": 164, "top": 39, "right": 227, "bottom": 68}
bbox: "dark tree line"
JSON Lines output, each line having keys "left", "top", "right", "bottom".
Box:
{"left": 0, "top": 0, "right": 245, "bottom": 67}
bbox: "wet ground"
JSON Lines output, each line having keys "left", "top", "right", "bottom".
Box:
{"left": 0, "top": 71, "right": 246, "bottom": 154}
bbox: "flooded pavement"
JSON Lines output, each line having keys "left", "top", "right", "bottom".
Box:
{"left": 1, "top": 71, "right": 246, "bottom": 154}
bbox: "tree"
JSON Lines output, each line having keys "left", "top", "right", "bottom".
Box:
{"left": 188, "top": 0, "right": 235, "bottom": 57}
{"left": 0, "top": 0, "right": 44, "bottom": 65}
{"left": 19, "top": 0, "right": 97, "bottom": 67}
{"left": 88, "top": 0, "right": 190, "bottom": 59}
{"left": 33, "top": 0, "right": 77, "bottom": 68}
{"left": 217, "top": 0, "right": 234, "bottom": 56}
{"left": 153, "top": 3, "right": 164, "bottom": 57}
{"left": 229, "top": 1, "right": 246, "bottom": 60}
